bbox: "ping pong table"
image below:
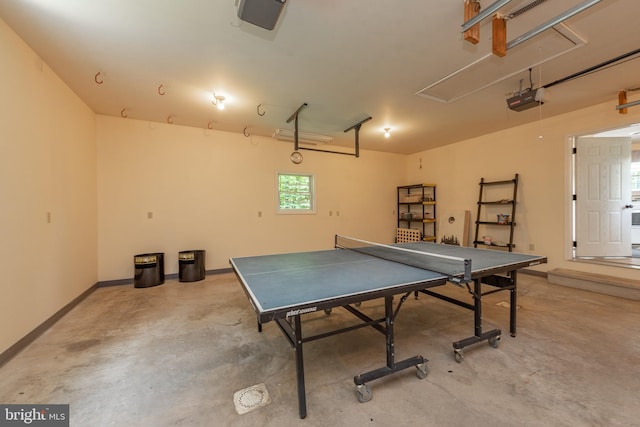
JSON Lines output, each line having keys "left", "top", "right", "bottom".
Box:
{"left": 230, "top": 235, "right": 546, "bottom": 418}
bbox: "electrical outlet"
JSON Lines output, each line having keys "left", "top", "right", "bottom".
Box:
{"left": 529, "top": 243, "right": 535, "bottom": 251}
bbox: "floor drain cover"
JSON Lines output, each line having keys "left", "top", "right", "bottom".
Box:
{"left": 233, "top": 383, "right": 271, "bottom": 415}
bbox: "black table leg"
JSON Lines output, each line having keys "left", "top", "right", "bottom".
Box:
{"left": 452, "top": 279, "right": 501, "bottom": 362}
{"left": 510, "top": 270, "right": 518, "bottom": 337}
{"left": 294, "top": 315, "right": 307, "bottom": 419}
{"left": 353, "top": 295, "right": 427, "bottom": 401}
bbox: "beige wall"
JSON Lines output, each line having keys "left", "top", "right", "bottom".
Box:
{"left": 406, "top": 102, "right": 640, "bottom": 281}
{"left": 3, "top": 14, "right": 640, "bottom": 357}
{"left": 96, "top": 116, "right": 406, "bottom": 280}
{"left": 0, "top": 19, "right": 97, "bottom": 354}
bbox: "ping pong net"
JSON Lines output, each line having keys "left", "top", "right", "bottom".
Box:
{"left": 335, "top": 235, "right": 472, "bottom": 284}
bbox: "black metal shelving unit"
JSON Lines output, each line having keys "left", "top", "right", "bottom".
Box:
{"left": 473, "top": 174, "right": 518, "bottom": 251}
{"left": 397, "top": 184, "right": 437, "bottom": 242}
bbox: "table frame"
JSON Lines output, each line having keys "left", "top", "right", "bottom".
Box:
{"left": 231, "top": 240, "right": 545, "bottom": 418}
{"left": 273, "top": 289, "right": 435, "bottom": 418}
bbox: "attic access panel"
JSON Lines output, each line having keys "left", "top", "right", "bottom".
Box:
{"left": 416, "top": 23, "right": 585, "bottom": 103}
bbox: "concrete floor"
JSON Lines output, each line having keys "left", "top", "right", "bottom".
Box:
{"left": 1, "top": 272, "right": 639, "bottom": 426}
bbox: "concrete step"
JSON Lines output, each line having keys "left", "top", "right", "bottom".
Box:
{"left": 547, "top": 268, "right": 640, "bottom": 300}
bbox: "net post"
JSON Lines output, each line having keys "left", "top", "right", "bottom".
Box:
{"left": 464, "top": 259, "right": 472, "bottom": 282}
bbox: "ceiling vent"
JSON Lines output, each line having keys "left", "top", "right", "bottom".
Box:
{"left": 273, "top": 129, "right": 334, "bottom": 145}
{"left": 237, "top": 0, "right": 286, "bottom": 30}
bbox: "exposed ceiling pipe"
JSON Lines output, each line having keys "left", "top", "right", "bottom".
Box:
{"left": 507, "top": 0, "right": 603, "bottom": 50}
{"left": 543, "top": 47, "right": 640, "bottom": 89}
{"left": 616, "top": 99, "right": 640, "bottom": 111}
{"left": 461, "top": 0, "right": 513, "bottom": 32}
{"left": 617, "top": 88, "right": 640, "bottom": 112}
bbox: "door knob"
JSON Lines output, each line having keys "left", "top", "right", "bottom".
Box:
{"left": 624, "top": 204, "right": 634, "bottom": 209}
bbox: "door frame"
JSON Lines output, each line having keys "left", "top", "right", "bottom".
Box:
{"left": 566, "top": 126, "right": 637, "bottom": 264}
{"left": 574, "top": 136, "right": 632, "bottom": 257}
{"left": 564, "top": 135, "right": 576, "bottom": 261}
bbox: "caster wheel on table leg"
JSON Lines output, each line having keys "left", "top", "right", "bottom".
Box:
{"left": 416, "top": 363, "right": 429, "bottom": 379}
{"left": 356, "top": 384, "right": 372, "bottom": 403}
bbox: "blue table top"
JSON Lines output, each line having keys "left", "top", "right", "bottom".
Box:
{"left": 230, "top": 240, "right": 546, "bottom": 321}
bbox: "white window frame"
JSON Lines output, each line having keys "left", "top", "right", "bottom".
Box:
{"left": 277, "top": 172, "right": 316, "bottom": 214}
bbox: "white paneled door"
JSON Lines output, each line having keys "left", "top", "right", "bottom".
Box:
{"left": 576, "top": 137, "right": 632, "bottom": 257}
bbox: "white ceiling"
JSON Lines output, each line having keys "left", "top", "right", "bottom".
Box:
{"left": 1, "top": 0, "right": 639, "bottom": 154}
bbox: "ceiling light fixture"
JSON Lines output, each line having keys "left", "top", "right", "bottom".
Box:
{"left": 384, "top": 128, "right": 391, "bottom": 138}
{"left": 274, "top": 128, "right": 334, "bottom": 145}
{"left": 212, "top": 93, "right": 226, "bottom": 110}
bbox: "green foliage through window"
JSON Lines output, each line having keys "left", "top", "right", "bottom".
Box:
{"left": 278, "top": 173, "right": 314, "bottom": 211}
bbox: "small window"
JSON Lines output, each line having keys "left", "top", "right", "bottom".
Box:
{"left": 278, "top": 172, "right": 315, "bottom": 213}
{"left": 632, "top": 161, "right": 640, "bottom": 191}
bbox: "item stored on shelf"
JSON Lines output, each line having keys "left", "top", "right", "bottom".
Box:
{"left": 497, "top": 214, "right": 510, "bottom": 224}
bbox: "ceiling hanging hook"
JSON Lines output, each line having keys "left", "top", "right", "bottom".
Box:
{"left": 243, "top": 126, "right": 251, "bottom": 137}
{"left": 344, "top": 116, "right": 372, "bottom": 158}
{"left": 167, "top": 115, "right": 173, "bottom": 124}
{"left": 120, "top": 108, "right": 128, "bottom": 118}
{"left": 158, "top": 84, "right": 166, "bottom": 96}
{"left": 94, "top": 72, "right": 104, "bottom": 85}
{"left": 286, "top": 103, "right": 308, "bottom": 153}
{"left": 257, "top": 104, "right": 266, "bottom": 116}
{"left": 207, "top": 121, "right": 214, "bottom": 129}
